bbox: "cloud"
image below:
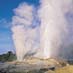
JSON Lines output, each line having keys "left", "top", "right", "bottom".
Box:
{"left": 0, "top": 19, "right": 11, "bottom": 29}
{"left": 12, "top": 3, "right": 34, "bottom": 26}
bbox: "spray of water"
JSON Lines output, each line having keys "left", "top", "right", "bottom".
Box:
{"left": 11, "top": 0, "right": 73, "bottom": 61}
{"left": 11, "top": 3, "right": 37, "bottom": 61}
{"left": 38, "top": 0, "right": 73, "bottom": 59}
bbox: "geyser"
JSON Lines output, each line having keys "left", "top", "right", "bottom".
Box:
{"left": 11, "top": 0, "right": 72, "bottom": 61}
{"left": 38, "top": 0, "right": 69, "bottom": 59}
{"left": 12, "top": 3, "right": 35, "bottom": 61}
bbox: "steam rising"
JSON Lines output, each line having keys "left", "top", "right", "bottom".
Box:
{"left": 38, "top": 0, "right": 73, "bottom": 59}
{"left": 11, "top": 0, "right": 73, "bottom": 61}
{"left": 12, "top": 3, "right": 39, "bottom": 61}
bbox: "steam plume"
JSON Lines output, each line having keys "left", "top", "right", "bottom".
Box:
{"left": 11, "top": 3, "right": 39, "bottom": 61}
{"left": 11, "top": 0, "right": 73, "bottom": 61}
{"left": 38, "top": 0, "right": 73, "bottom": 59}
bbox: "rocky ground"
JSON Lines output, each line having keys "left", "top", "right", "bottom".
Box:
{"left": 0, "top": 58, "right": 72, "bottom": 73}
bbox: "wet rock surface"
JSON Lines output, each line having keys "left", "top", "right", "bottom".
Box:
{"left": 0, "top": 58, "right": 70, "bottom": 73}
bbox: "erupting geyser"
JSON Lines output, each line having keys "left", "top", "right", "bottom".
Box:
{"left": 11, "top": 0, "right": 72, "bottom": 61}
{"left": 38, "top": 0, "right": 68, "bottom": 59}
{"left": 12, "top": 3, "right": 35, "bottom": 61}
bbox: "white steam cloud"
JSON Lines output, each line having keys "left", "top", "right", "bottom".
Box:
{"left": 11, "top": 3, "right": 39, "bottom": 61}
{"left": 11, "top": 0, "right": 73, "bottom": 61}
{"left": 38, "top": 0, "right": 73, "bottom": 59}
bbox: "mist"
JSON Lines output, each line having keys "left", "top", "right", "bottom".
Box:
{"left": 11, "top": 3, "right": 39, "bottom": 61}
{"left": 11, "top": 0, "right": 73, "bottom": 61}
{"left": 37, "top": 0, "right": 73, "bottom": 59}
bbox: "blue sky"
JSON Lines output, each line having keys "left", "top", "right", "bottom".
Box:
{"left": 0, "top": 0, "right": 39, "bottom": 54}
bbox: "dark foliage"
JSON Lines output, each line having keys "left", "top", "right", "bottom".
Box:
{"left": 0, "top": 51, "right": 16, "bottom": 62}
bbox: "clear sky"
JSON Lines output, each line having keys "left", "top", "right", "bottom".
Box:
{"left": 0, "top": 0, "right": 39, "bottom": 54}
